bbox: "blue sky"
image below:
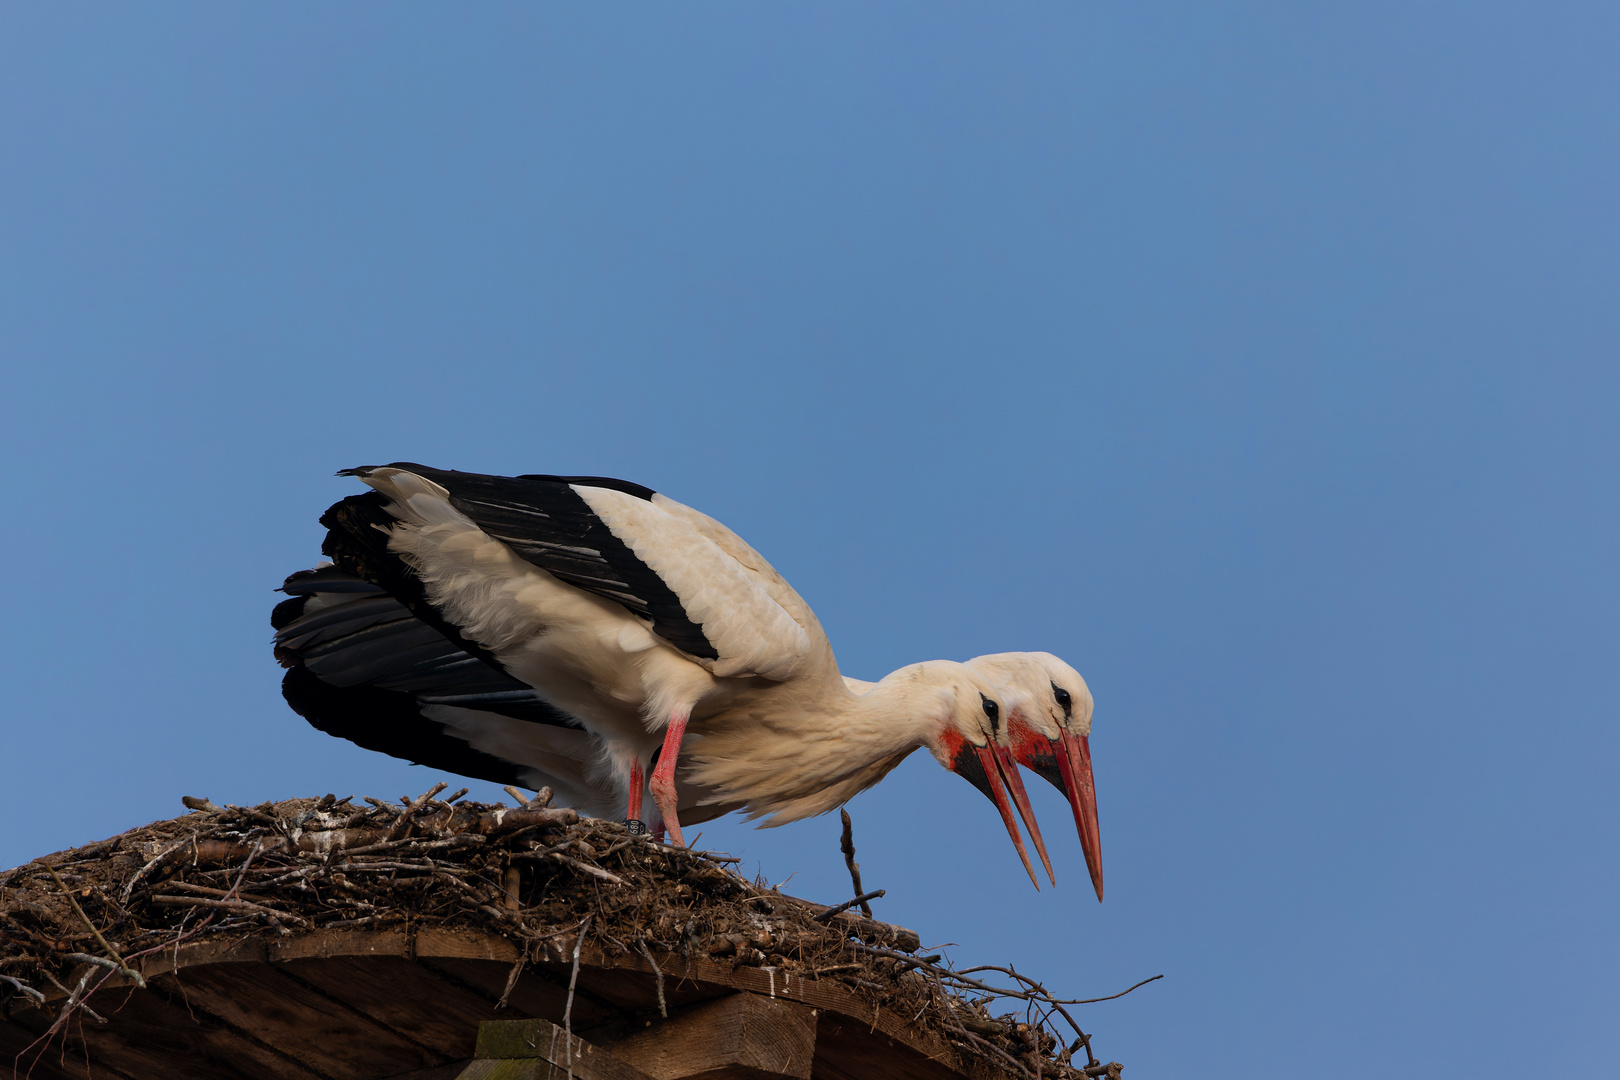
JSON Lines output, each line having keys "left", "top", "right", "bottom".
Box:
{"left": 3, "top": 5, "right": 1615, "bottom": 1077}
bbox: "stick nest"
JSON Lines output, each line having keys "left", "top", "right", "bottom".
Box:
{"left": 1, "top": 787, "right": 1131, "bottom": 1080}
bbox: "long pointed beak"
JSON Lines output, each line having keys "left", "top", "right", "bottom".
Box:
{"left": 991, "top": 741, "right": 1055, "bottom": 886}
{"left": 974, "top": 745, "right": 1042, "bottom": 890}
{"left": 1052, "top": 732, "right": 1103, "bottom": 901}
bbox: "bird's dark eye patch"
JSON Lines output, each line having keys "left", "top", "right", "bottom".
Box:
{"left": 1052, "top": 683, "right": 1073, "bottom": 716}
{"left": 979, "top": 693, "right": 1000, "bottom": 730}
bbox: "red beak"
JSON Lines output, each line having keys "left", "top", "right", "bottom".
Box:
{"left": 990, "top": 740, "right": 1055, "bottom": 886}
{"left": 1051, "top": 732, "right": 1103, "bottom": 901}
{"left": 973, "top": 744, "right": 1042, "bottom": 890}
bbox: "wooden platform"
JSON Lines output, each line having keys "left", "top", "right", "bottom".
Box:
{"left": 1, "top": 927, "right": 1003, "bottom": 1080}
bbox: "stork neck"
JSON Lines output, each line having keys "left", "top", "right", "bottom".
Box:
{"left": 683, "top": 660, "right": 974, "bottom": 823}
{"left": 824, "top": 662, "right": 961, "bottom": 759}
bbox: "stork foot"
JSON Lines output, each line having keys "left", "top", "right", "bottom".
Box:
{"left": 650, "top": 712, "right": 689, "bottom": 847}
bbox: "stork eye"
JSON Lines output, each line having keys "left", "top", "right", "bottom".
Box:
{"left": 979, "top": 693, "right": 1000, "bottom": 727}
{"left": 1053, "top": 685, "right": 1072, "bottom": 708}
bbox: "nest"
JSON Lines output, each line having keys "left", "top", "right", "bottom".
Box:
{"left": 1, "top": 785, "right": 1135, "bottom": 1080}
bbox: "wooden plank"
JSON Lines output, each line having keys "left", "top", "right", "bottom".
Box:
{"left": 11, "top": 977, "right": 329, "bottom": 1080}
{"left": 138, "top": 932, "right": 271, "bottom": 979}
{"left": 472, "top": 1018, "right": 657, "bottom": 1080}
{"left": 276, "top": 953, "right": 508, "bottom": 1060}
{"left": 1, "top": 1012, "right": 98, "bottom": 1080}
{"left": 812, "top": 1011, "right": 976, "bottom": 1080}
{"left": 159, "top": 960, "right": 442, "bottom": 1079}
{"left": 597, "top": 993, "right": 817, "bottom": 1080}
{"left": 416, "top": 927, "right": 521, "bottom": 962}
{"left": 263, "top": 926, "right": 620, "bottom": 1037}
{"left": 270, "top": 927, "right": 412, "bottom": 963}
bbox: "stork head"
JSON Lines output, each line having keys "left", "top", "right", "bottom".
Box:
{"left": 902, "top": 661, "right": 1053, "bottom": 890}
{"left": 965, "top": 652, "right": 1103, "bottom": 902}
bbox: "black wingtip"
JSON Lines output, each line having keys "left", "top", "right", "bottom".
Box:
{"left": 335, "top": 466, "right": 373, "bottom": 478}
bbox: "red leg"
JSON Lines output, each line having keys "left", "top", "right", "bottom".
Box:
{"left": 650, "top": 711, "right": 689, "bottom": 847}
{"left": 627, "top": 758, "right": 644, "bottom": 824}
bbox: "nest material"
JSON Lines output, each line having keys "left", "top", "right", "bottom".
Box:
{"left": 1, "top": 788, "right": 1124, "bottom": 1080}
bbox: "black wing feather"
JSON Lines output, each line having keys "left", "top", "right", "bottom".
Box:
{"left": 352, "top": 463, "right": 719, "bottom": 661}
{"left": 282, "top": 666, "right": 532, "bottom": 788}
{"left": 274, "top": 564, "right": 577, "bottom": 728}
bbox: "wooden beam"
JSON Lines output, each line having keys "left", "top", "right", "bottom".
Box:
{"left": 151, "top": 961, "right": 443, "bottom": 1078}
{"left": 458, "top": 1018, "right": 657, "bottom": 1080}
{"left": 577, "top": 946, "right": 991, "bottom": 1080}
{"left": 594, "top": 992, "right": 817, "bottom": 1080}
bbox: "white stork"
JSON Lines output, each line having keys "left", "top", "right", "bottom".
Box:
{"left": 275, "top": 463, "right": 1069, "bottom": 885}
{"left": 965, "top": 653, "right": 1104, "bottom": 902}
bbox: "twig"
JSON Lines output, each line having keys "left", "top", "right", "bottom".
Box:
{"left": 38, "top": 862, "right": 144, "bottom": 987}
{"left": 149, "top": 896, "right": 308, "bottom": 925}
{"left": 687, "top": 851, "right": 742, "bottom": 863}
{"left": 636, "top": 935, "right": 666, "bottom": 1018}
{"left": 497, "top": 950, "right": 525, "bottom": 1009}
{"left": 63, "top": 954, "right": 138, "bottom": 982}
{"left": 847, "top": 941, "right": 941, "bottom": 968}
{"left": 472, "top": 805, "right": 579, "bottom": 834}
{"left": 512, "top": 851, "right": 627, "bottom": 885}
{"left": 955, "top": 1026, "right": 1037, "bottom": 1080}
{"left": 121, "top": 837, "right": 190, "bottom": 902}
{"left": 563, "top": 914, "right": 593, "bottom": 1080}
{"left": 56, "top": 968, "right": 110, "bottom": 1025}
{"left": 386, "top": 782, "right": 449, "bottom": 841}
{"left": 336, "top": 861, "right": 448, "bottom": 874}
{"left": 839, "top": 809, "right": 873, "bottom": 918}
{"left": 812, "top": 889, "right": 885, "bottom": 922}
{"left": 952, "top": 965, "right": 1162, "bottom": 1005}
{"left": 503, "top": 786, "right": 534, "bottom": 808}
{"left": 1064, "top": 974, "right": 1163, "bottom": 1005}
{"left": 1054, "top": 1006, "right": 1096, "bottom": 1066}
{"left": 160, "top": 881, "right": 278, "bottom": 904}
{"left": 0, "top": 974, "right": 45, "bottom": 1004}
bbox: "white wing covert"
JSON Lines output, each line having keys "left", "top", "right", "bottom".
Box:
{"left": 574, "top": 486, "right": 812, "bottom": 680}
